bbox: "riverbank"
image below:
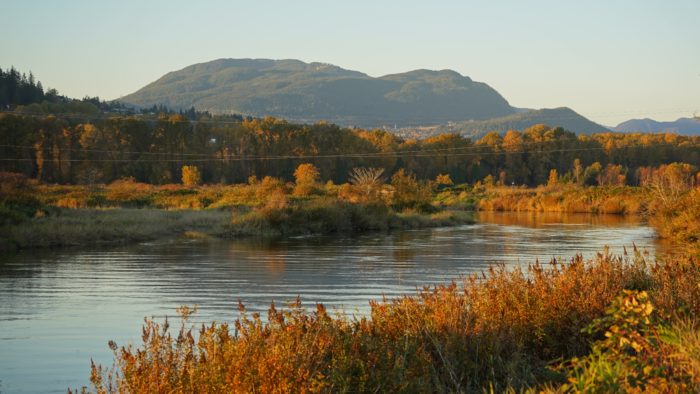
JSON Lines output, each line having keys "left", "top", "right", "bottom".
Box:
{"left": 465, "top": 184, "right": 699, "bottom": 254}
{"left": 83, "top": 248, "right": 700, "bottom": 393}
{"left": 0, "top": 173, "right": 477, "bottom": 251}
{"left": 436, "top": 184, "right": 652, "bottom": 214}
{"left": 0, "top": 208, "right": 231, "bottom": 250}
{"left": 2, "top": 180, "right": 694, "bottom": 252}
{"left": 0, "top": 201, "right": 474, "bottom": 253}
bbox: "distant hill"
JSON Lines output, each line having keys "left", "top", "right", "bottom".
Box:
{"left": 613, "top": 117, "right": 700, "bottom": 136}
{"left": 395, "top": 107, "right": 610, "bottom": 140}
{"left": 119, "top": 58, "right": 515, "bottom": 127}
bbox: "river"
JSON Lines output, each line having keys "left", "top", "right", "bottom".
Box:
{"left": 0, "top": 212, "right": 660, "bottom": 393}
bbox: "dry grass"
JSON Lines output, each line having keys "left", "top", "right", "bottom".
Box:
{"left": 473, "top": 185, "right": 650, "bottom": 215}
{"left": 1, "top": 208, "right": 230, "bottom": 249}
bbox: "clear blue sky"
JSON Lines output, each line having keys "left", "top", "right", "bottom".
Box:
{"left": 1, "top": 0, "right": 698, "bottom": 125}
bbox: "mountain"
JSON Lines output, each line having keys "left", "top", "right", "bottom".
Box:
{"left": 119, "top": 58, "right": 515, "bottom": 127}
{"left": 613, "top": 117, "right": 700, "bottom": 136}
{"left": 395, "top": 107, "right": 610, "bottom": 140}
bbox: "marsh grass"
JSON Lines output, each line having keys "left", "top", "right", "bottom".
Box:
{"left": 1, "top": 208, "right": 230, "bottom": 249}
{"left": 226, "top": 197, "right": 474, "bottom": 237}
{"left": 471, "top": 185, "right": 650, "bottom": 215}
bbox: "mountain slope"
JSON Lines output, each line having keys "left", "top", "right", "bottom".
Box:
{"left": 397, "top": 107, "right": 609, "bottom": 140}
{"left": 613, "top": 117, "right": 700, "bottom": 136}
{"left": 119, "top": 58, "right": 515, "bottom": 127}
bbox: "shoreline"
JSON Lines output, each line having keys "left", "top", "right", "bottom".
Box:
{"left": 3, "top": 183, "right": 695, "bottom": 253}
{"left": 0, "top": 205, "right": 475, "bottom": 252}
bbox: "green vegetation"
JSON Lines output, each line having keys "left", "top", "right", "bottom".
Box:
{"left": 2, "top": 93, "right": 699, "bottom": 391}
{"left": 0, "top": 66, "right": 132, "bottom": 115}
{"left": 2, "top": 208, "right": 230, "bottom": 249}
{"left": 227, "top": 198, "right": 472, "bottom": 238}
{"left": 118, "top": 58, "right": 514, "bottom": 127}
{"left": 614, "top": 117, "right": 700, "bottom": 136}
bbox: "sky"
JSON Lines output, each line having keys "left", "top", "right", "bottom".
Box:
{"left": 1, "top": 0, "right": 698, "bottom": 126}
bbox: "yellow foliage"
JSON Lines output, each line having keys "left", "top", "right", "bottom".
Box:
{"left": 181, "top": 165, "right": 201, "bottom": 187}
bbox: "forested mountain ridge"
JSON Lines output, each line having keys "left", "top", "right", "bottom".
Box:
{"left": 395, "top": 107, "right": 610, "bottom": 140}
{"left": 119, "top": 58, "right": 515, "bottom": 127}
{"left": 0, "top": 66, "right": 134, "bottom": 115}
{"left": 613, "top": 117, "right": 700, "bottom": 136}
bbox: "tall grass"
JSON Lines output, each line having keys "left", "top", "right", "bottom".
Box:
{"left": 226, "top": 197, "right": 473, "bottom": 237}
{"left": 1, "top": 208, "right": 230, "bottom": 249}
{"left": 650, "top": 187, "right": 700, "bottom": 254}
{"left": 472, "top": 184, "right": 649, "bottom": 215}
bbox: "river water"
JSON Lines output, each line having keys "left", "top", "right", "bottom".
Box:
{"left": 0, "top": 212, "right": 660, "bottom": 393}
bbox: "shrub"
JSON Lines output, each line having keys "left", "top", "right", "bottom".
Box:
{"left": 560, "top": 290, "right": 700, "bottom": 392}
{"left": 181, "top": 165, "right": 201, "bottom": 187}
{"left": 105, "top": 178, "right": 154, "bottom": 207}
{"left": 346, "top": 167, "right": 385, "bottom": 203}
{"left": 390, "top": 169, "right": 432, "bottom": 211}
{"left": 293, "top": 163, "right": 321, "bottom": 196}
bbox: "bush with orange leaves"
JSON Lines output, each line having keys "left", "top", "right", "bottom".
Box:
{"left": 81, "top": 247, "right": 700, "bottom": 393}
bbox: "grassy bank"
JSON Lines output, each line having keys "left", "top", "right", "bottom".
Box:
{"left": 435, "top": 184, "right": 651, "bottom": 215}
{"left": 226, "top": 197, "right": 473, "bottom": 237}
{"left": 1, "top": 170, "right": 477, "bottom": 250}
{"left": 0, "top": 208, "right": 231, "bottom": 250}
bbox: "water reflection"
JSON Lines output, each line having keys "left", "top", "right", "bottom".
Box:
{"left": 476, "top": 210, "right": 646, "bottom": 228}
{"left": 0, "top": 212, "right": 660, "bottom": 393}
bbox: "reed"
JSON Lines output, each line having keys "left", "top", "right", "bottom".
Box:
{"left": 1, "top": 208, "right": 230, "bottom": 249}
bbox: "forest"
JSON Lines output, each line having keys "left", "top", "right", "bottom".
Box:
{"left": 1, "top": 112, "right": 698, "bottom": 187}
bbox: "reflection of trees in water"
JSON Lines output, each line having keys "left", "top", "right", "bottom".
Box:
{"left": 392, "top": 247, "right": 415, "bottom": 264}
{"left": 476, "top": 211, "right": 642, "bottom": 228}
{"left": 391, "top": 232, "right": 416, "bottom": 264}
{"left": 264, "top": 255, "right": 286, "bottom": 279}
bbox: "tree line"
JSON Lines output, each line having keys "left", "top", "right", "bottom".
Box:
{"left": 1, "top": 112, "right": 698, "bottom": 187}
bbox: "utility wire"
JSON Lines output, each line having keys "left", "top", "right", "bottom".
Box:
{"left": 1, "top": 142, "right": 697, "bottom": 163}
{"left": 0, "top": 139, "right": 697, "bottom": 160}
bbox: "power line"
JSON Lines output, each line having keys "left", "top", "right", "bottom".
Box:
{"left": 1, "top": 142, "right": 697, "bottom": 163}
{"left": 0, "top": 138, "right": 697, "bottom": 160}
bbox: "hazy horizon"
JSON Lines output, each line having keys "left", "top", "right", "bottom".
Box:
{"left": 1, "top": 0, "right": 698, "bottom": 125}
